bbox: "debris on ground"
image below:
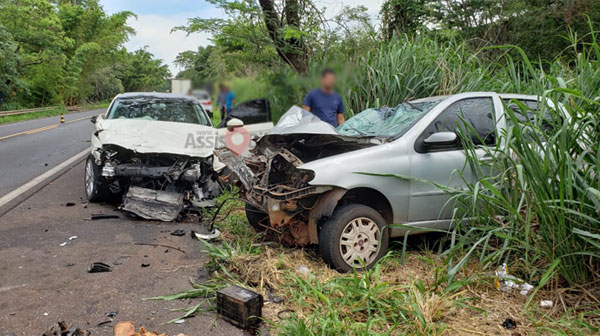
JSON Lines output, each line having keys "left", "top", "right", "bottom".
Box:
{"left": 41, "top": 321, "right": 89, "bottom": 336}
{"left": 502, "top": 318, "right": 517, "bottom": 330}
{"left": 88, "top": 214, "right": 120, "bottom": 220}
{"left": 295, "top": 264, "right": 309, "bottom": 276}
{"left": 494, "top": 263, "right": 533, "bottom": 296}
{"left": 65, "top": 202, "right": 76, "bottom": 207}
{"left": 88, "top": 262, "right": 112, "bottom": 273}
{"left": 120, "top": 187, "right": 184, "bottom": 222}
{"left": 540, "top": 300, "right": 553, "bottom": 308}
{"left": 170, "top": 229, "right": 186, "bottom": 237}
{"left": 191, "top": 228, "right": 221, "bottom": 241}
{"left": 216, "top": 285, "right": 263, "bottom": 328}
{"left": 59, "top": 236, "right": 78, "bottom": 247}
{"left": 113, "top": 321, "right": 186, "bottom": 336}
{"left": 140, "top": 263, "right": 150, "bottom": 268}
{"left": 267, "top": 288, "right": 284, "bottom": 304}
{"left": 134, "top": 243, "right": 186, "bottom": 254}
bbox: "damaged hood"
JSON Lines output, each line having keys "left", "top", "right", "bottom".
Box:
{"left": 267, "top": 106, "right": 339, "bottom": 135}
{"left": 256, "top": 106, "right": 382, "bottom": 150}
{"left": 96, "top": 118, "right": 216, "bottom": 157}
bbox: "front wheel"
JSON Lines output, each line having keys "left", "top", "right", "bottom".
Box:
{"left": 84, "top": 155, "right": 110, "bottom": 202}
{"left": 319, "top": 204, "right": 389, "bottom": 272}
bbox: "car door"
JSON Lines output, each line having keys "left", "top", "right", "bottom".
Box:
{"left": 217, "top": 98, "right": 271, "bottom": 128}
{"left": 408, "top": 96, "right": 499, "bottom": 223}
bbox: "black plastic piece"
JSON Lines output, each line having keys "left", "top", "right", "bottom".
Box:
{"left": 216, "top": 285, "right": 263, "bottom": 328}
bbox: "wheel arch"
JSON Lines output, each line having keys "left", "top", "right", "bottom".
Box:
{"left": 308, "top": 186, "right": 393, "bottom": 244}
{"left": 338, "top": 187, "right": 393, "bottom": 224}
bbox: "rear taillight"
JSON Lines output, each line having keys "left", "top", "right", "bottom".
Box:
{"left": 205, "top": 100, "right": 212, "bottom": 105}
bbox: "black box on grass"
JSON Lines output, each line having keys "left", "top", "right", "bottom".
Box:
{"left": 216, "top": 285, "right": 263, "bottom": 328}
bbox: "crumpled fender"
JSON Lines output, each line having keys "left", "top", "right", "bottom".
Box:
{"left": 307, "top": 187, "right": 347, "bottom": 244}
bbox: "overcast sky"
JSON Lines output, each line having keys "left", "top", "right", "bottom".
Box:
{"left": 101, "top": 0, "right": 383, "bottom": 75}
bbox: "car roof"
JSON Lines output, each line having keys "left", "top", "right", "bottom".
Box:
{"left": 411, "top": 92, "right": 540, "bottom": 103}
{"left": 115, "top": 92, "right": 198, "bottom": 101}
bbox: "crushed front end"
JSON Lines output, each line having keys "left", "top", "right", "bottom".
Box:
{"left": 95, "top": 145, "right": 221, "bottom": 221}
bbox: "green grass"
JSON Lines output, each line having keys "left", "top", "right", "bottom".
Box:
{"left": 151, "top": 198, "right": 598, "bottom": 335}
{"left": 0, "top": 101, "right": 110, "bottom": 125}
{"left": 0, "top": 106, "right": 68, "bottom": 124}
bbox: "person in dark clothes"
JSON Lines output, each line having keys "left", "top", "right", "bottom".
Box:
{"left": 302, "top": 69, "right": 345, "bottom": 127}
{"left": 216, "top": 84, "right": 228, "bottom": 121}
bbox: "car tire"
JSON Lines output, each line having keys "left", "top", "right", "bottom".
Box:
{"left": 245, "top": 203, "right": 269, "bottom": 232}
{"left": 84, "top": 155, "right": 110, "bottom": 202}
{"left": 319, "top": 204, "right": 389, "bottom": 272}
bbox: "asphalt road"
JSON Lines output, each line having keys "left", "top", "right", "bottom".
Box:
{"left": 0, "top": 109, "right": 104, "bottom": 198}
{"left": 0, "top": 161, "right": 244, "bottom": 335}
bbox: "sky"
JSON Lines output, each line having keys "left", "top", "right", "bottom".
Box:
{"left": 101, "top": 0, "right": 384, "bottom": 75}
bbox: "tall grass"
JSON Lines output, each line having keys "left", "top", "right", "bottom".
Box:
{"left": 400, "top": 26, "right": 600, "bottom": 286}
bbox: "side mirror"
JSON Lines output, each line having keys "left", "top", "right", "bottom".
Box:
{"left": 424, "top": 132, "right": 457, "bottom": 146}
{"left": 226, "top": 118, "right": 244, "bottom": 131}
{"left": 90, "top": 115, "right": 97, "bottom": 124}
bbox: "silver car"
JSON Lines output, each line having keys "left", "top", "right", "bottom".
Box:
{"left": 216, "top": 92, "right": 543, "bottom": 272}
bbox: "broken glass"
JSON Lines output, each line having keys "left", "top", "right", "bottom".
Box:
{"left": 337, "top": 99, "right": 444, "bottom": 137}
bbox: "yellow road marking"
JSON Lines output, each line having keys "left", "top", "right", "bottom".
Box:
{"left": 0, "top": 115, "right": 91, "bottom": 140}
{"left": 65, "top": 115, "right": 92, "bottom": 124}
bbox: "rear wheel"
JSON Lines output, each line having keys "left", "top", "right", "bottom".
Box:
{"left": 245, "top": 203, "right": 269, "bottom": 232}
{"left": 84, "top": 155, "right": 110, "bottom": 202}
{"left": 319, "top": 204, "right": 389, "bottom": 272}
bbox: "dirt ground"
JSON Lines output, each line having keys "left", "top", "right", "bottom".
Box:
{"left": 0, "top": 161, "right": 245, "bottom": 336}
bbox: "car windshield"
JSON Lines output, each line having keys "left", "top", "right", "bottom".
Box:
{"left": 337, "top": 99, "right": 444, "bottom": 137}
{"left": 107, "top": 98, "right": 211, "bottom": 126}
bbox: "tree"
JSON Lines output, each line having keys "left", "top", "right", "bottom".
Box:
{"left": 0, "top": 24, "right": 21, "bottom": 107}
{"left": 174, "top": 46, "right": 215, "bottom": 86}
{"left": 381, "top": 0, "right": 430, "bottom": 39}
{"left": 257, "top": 0, "right": 306, "bottom": 72}
{"left": 176, "top": 0, "right": 334, "bottom": 74}
{"left": 116, "top": 48, "right": 171, "bottom": 92}
{"left": 428, "top": 0, "right": 600, "bottom": 60}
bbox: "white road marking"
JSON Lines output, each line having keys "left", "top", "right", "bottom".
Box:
{"left": 0, "top": 149, "right": 89, "bottom": 209}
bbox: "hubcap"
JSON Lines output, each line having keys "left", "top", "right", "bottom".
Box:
{"left": 85, "top": 160, "right": 95, "bottom": 196}
{"left": 339, "top": 217, "right": 381, "bottom": 268}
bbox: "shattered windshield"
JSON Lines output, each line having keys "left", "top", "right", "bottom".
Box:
{"left": 337, "top": 99, "right": 444, "bottom": 137}
{"left": 107, "top": 98, "right": 211, "bottom": 125}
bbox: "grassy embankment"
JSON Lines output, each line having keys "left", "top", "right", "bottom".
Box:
{"left": 0, "top": 101, "right": 110, "bottom": 125}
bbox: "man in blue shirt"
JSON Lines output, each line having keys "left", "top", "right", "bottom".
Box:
{"left": 303, "top": 69, "right": 345, "bottom": 127}
{"left": 225, "top": 85, "right": 235, "bottom": 116}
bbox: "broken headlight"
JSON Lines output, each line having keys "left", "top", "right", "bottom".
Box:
{"left": 182, "top": 163, "right": 202, "bottom": 181}
{"left": 101, "top": 161, "right": 116, "bottom": 177}
{"left": 298, "top": 169, "right": 315, "bottom": 184}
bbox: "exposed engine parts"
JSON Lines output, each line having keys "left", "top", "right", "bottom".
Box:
{"left": 94, "top": 145, "right": 221, "bottom": 221}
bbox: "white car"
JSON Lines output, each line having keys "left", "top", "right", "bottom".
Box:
{"left": 86, "top": 92, "right": 273, "bottom": 221}
{"left": 191, "top": 90, "right": 213, "bottom": 117}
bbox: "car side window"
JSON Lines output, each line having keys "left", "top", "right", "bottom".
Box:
{"left": 503, "top": 99, "right": 553, "bottom": 132}
{"left": 416, "top": 97, "right": 496, "bottom": 153}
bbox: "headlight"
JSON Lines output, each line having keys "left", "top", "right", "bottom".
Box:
{"left": 298, "top": 169, "right": 315, "bottom": 183}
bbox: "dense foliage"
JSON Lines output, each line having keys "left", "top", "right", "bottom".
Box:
{"left": 0, "top": 0, "right": 170, "bottom": 109}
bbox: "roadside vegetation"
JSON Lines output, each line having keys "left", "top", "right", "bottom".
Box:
{"left": 0, "top": 101, "right": 109, "bottom": 125}
{"left": 155, "top": 190, "right": 598, "bottom": 334}
{"left": 161, "top": 1, "right": 600, "bottom": 333}
{"left": 0, "top": 0, "right": 170, "bottom": 110}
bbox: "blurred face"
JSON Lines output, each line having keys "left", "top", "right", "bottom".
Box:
{"left": 321, "top": 73, "right": 336, "bottom": 92}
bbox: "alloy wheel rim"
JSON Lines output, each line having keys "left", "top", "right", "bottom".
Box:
{"left": 85, "top": 160, "right": 95, "bottom": 196}
{"left": 339, "top": 217, "right": 380, "bottom": 268}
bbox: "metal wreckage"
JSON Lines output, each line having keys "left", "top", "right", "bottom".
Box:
{"left": 216, "top": 106, "right": 383, "bottom": 246}
{"left": 85, "top": 93, "right": 273, "bottom": 221}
